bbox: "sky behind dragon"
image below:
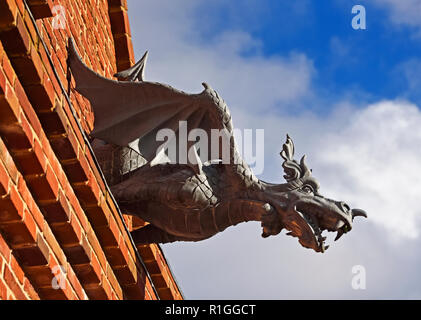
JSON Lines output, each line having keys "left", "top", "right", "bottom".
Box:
{"left": 127, "top": 0, "right": 421, "bottom": 299}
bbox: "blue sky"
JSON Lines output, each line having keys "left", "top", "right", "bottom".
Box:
{"left": 191, "top": 0, "right": 421, "bottom": 106}
{"left": 126, "top": 0, "right": 421, "bottom": 115}
{"left": 127, "top": 0, "right": 421, "bottom": 299}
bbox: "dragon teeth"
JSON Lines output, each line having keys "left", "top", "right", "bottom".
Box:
{"left": 334, "top": 229, "right": 344, "bottom": 241}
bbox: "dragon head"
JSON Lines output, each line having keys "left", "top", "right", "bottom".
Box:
{"left": 261, "top": 135, "right": 367, "bottom": 253}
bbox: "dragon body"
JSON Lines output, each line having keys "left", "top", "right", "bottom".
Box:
{"left": 68, "top": 39, "right": 366, "bottom": 253}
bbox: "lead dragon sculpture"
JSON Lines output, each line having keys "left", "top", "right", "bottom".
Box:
{"left": 68, "top": 39, "right": 367, "bottom": 253}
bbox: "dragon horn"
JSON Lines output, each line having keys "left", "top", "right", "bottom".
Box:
{"left": 351, "top": 209, "right": 368, "bottom": 221}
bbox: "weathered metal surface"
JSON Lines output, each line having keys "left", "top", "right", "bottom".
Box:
{"left": 68, "top": 38, "right": 366, "bottom": 253}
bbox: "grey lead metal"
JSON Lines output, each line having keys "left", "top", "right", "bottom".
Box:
{"left": 67, "top": 38, "right": 367, "bottom": 253}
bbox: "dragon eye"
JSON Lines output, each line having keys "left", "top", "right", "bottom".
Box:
{"left": 302, "top": 185, "right": 314, "bottom": 194}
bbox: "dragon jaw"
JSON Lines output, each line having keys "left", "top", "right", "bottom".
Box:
{"left": 286, "top": 196, "right": 366, "bottom": 253}
{"left": 261, "top": 188, "right": 367, "bottom": 253}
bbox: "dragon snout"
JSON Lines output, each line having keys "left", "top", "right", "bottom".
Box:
{"left": 338, "top": 201, "right": 367, "bottom": 221}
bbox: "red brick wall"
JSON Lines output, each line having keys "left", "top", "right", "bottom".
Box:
{"left": 0, "top": 0, "right": 182, "bottom": 300}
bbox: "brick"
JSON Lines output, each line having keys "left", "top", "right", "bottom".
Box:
{"left": 18, "top": 111, "right": 34, "bottom": 146}
{"left": 24, "top": 265, "right": 55, "bottom": 287}
{"left": 12, "top": 150, "right": 43, "bottom": 176}
{"left": 1, "top": 81, "right": 20, "bottom": 122}
{"left": 103, "top": 247, "right": 126, "bottom": 267}
{"left": 27, "top": 0, "right": 54, "bottom": 19}
{"left": 109, "top": 10, "right": 131, "bottom": 35}
{"left": 108, "top": 0, "right": 128, "bottom": 11}
{"left": 0, "top": 64, "right": 7, "bottom": 93}
{"left": 50, "top": 222, "right": 79, "bottom": 246}
{"left": 45, "top": 165, "right": 60, "bottom": 199}
{"left": 123, "top": 279, "right": 148, "bottom": 300}
{"left": 36, "top": 287, "right": 67, "bottom": 300}
{"left": 157, "top": 287, "right": 174, "bottom": 300}
{"left": 89, "top": 252, "right": 102, "bottom": 281}
{"left": 16, "top": 176, "right": 40, "bottom": 223}
{"left": 0, "top": 0, "right": 184, "bottom": 301}
{"left": 2, "top": 54, "right": 15, "bottom": 85}
{"left": 0, "top": 220, "right": 37, "bottom": 247}
{"left": 101, "top": 276, "right": 114, "bottom": 299}
{"left": 66, "top": 265, "right": 87, "bottom": 300}
{"left": 72, "top": 263, "right": 101, "bottom": 286}
{"left": 84, "top": 285, "right": 107, "bottom": 300}
{"left": 62, "top": 245, "right": 90, "bottom": 265}
{"left": 25, "top": 174, "right": 56, "bottom": 201}
{"left": 22, "top": 8, "right": 38, "bottom": 42}
{"left": 0, "top": 197, "right": 22, "bottom": 223}
{"left": 0, "top": 97, "right": 18, "bottom": 127}
{"left": 137, "top": 245, "right": 155, "bottom": 262}
{"left": 107, "top": 269, "right": 123, "bottom": 300}
{"left": 151, "top": 273, "right": 167, "bottom": 289}
{"left": 11, "top": 48, "right": 45, "bottom": 86}
{"left": 113, "top": 33, "right": 133, "bottom": 59}
{"left": 0, "top": 139, "right": 19, "bottom": 183}
{"left": 0, "top": 278, "right": 8, "bottom": 300}
{"left": 33, "top": 138, "right": 48, "bottom": 171}
{"left": 73, "top": 182, "right": 99, "bottom": 206}
{"left": 49, "top": 137, "right": 77, "bottom": 160}
{"left": 38, "top": 111, "right": 66, "bottom": 136}
{"left": 62, "top": 160, "right": 88, "bottom": 183}
{"left": 22, "top": 209, "right": 38, "bottom": 240}
{"left": 42, "top": 222, "right": 66, "bottom": 266}
{"left": 3, "top": 264, "right": 26, "bottom": 300}
{"left": 86, "top": 227, "right": 107, "bottom": 269}
{"left": 25, "top": 83, "right": 55, "bottom": 112}
{"left": 84, "top": 203, "right": 109, "bottom": 227}
{"left": 0, "top": 0, "right": 18, "bottom": 28}
{"left": 113, "top": 265, "right": 136, "bottom": 286}
{"left": 0, "top": 14, "right": 31, "bottom": 56}
{"left": 40, "top": 193, "right": 70, "bottom": 224}
{"left": 0, "top": 235, "right": 11, "bottom": 261}
{"left": 1, "top": 126, "right": 32, "bottom": 152}
{"left": 0, "top": 164, "right": 8, "bottom": 196}
{"left": 23, "top": 278, "right": 40, "bottom": 299}
{"left": 95, "top": 225, "right": 118, "bottom": 249}
{"left": 9, "top": 254, "right": 25, "bottom": 285}
{"left": 13, "top": 245, "right": 48, "bottom": 268}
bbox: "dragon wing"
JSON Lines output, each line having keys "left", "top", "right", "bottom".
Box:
{"left": 67, "top": 39, "right": 234, "bottom": 165}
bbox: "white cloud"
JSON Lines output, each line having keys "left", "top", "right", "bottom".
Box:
{"left": 228, "top": 99, "right": 421, "bottom": 240}
{"left": 127, "top": 0, "right": 315, "bottom": 106}
{"left": 126, "top": 0, "right": 421, "bottom": 299}
{"left": 372, "top": 0, "right": 421, "bottom": 31}
{"left": 313, "top": 101, "right": 421, "bottom": 239}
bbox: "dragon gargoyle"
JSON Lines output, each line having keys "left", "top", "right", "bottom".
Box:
{"left": 67, "top": 39, "right": 367, "bottom": 253}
